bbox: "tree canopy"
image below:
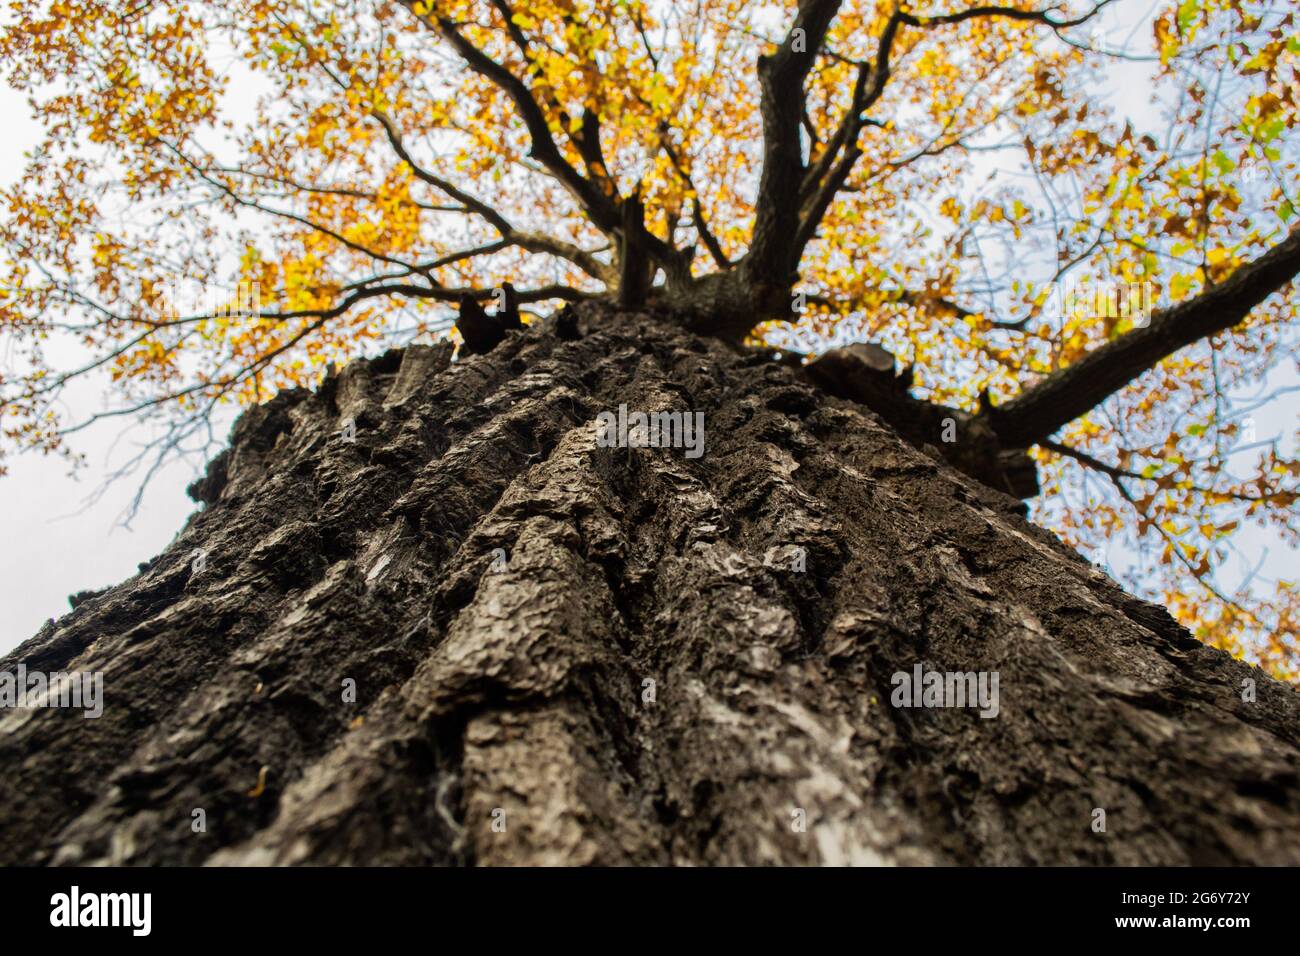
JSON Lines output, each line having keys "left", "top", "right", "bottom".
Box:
{"left": 0, "top": 0, "right": 1297, "bottom": 674}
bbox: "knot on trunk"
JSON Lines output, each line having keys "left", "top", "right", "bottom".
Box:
{"left": 804, "top": 343, "right": 1039, "bottom": 502}
{"left": 456, "top": 285, "right": 525, "bottom": 356}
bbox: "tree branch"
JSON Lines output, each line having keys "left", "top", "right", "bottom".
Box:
{"left": 897, "top": 1, "right": 1111, "bottom": 30}
{"left": 794, "top": 3, "right": 1110, "bottom": 260}
{"left": 397, "top": 2, "right": 620, "bottom": 233}
{"left": 618, "top": 193, "right": 653, "bottom": 307}
{"left": 1040, "top": 438, "right": 1144, "bottom": 481}
{"left": 654, "top": 124, "right": 729, "bottom": 268}
{"left": 745, "top": 0, "right": 846, "bottom": 294}
{"left": 991, "top": 226, "right": 1300, "bottom": 448}
{"left": 370, "top": 109, "right": 615, "bottom": 284}
{"left": 795, "top": 9, "right": 904, "bottom": 255}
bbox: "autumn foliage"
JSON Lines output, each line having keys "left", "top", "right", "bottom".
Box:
{"left": 0, "top": 0, "right": 1297, "bottom": 675}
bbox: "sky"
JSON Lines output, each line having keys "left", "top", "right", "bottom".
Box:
{"left": 0, "top": 64, "right": 232, "bottom": 654}
{"left": 0, "top": 2, "right": 1295, "bottom": 656}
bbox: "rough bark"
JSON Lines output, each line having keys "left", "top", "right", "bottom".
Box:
{"left": 803, "top": 343, "right": 1039, "bottom": 501}
{"left": 2, "top": 303, "right": 1297, "bottom": 866}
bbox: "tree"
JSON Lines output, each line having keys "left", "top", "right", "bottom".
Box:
{"left": 4, "top": 0, "right": 1298, "bottom": 670}
{"left": 0, "top": 0, "right": 1297, "bottom": 862}
{"left": 5, "top": 0, "right": 1296, "bottom": 673}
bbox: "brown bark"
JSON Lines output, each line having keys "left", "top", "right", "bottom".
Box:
{"left": 1, "top": 303, "right": 1297, "bottom": 866}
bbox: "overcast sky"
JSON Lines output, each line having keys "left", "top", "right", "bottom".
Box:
{"left": 0, "top": 82, "right": 222, "bottom": 654}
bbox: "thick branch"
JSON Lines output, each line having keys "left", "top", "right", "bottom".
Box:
{"left": 990, "top": 226, "right": 1300, "bottom": 448}
{"left": 746, "top": 0, "right": 846, "bottom": 290}
{"left": 403, "top": 7, "right": 688, "bottom": 280}
{"left": 574, "top": 107, "right": 618, "bottom": 199}
{"left": 795, "top": 10, "right": 903, "bottom": 255}
{"left": 618, "top": 193, "right": 653, "bottom": 308}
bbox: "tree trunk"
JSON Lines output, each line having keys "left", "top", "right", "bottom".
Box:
{"left": 2, "top": 303, "right": 1297, "bottom": 866}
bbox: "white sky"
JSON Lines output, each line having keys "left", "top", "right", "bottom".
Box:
{"left": 0, "top": 86, "right": 224, "bottom": 654}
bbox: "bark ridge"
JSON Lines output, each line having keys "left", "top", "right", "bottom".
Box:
{"left": 2, "top": 305, "right": 1297, "bottom": 866}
